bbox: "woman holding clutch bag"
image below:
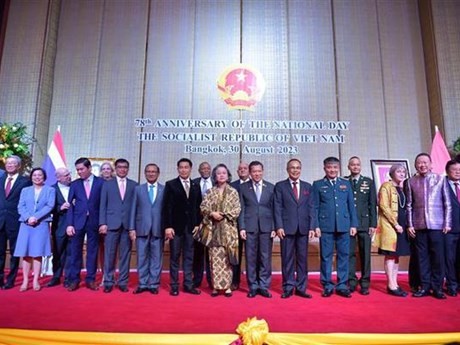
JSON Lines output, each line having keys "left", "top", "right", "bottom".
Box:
{"left": 200, "top": 164, "right": 241, "bottom": 297}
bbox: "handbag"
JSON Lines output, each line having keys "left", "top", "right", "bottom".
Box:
{"left": 192, "top": 220, "right": 213, "bottom": 247}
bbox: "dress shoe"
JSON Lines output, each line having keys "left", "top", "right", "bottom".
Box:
{"left": 349, "top": 285, "right": 356, "bottom": 293}
{"left": 133, "top": 287, "right": 148, "bottom": 294}
{"left": 295, "top": 290, "right": 312, "bottom": 298}
{"left": 321, "top": 289, "right": 333, "bottom": 297}
{"left": 336, "top": 289, "right": 352, "bottom": 298}
{"left": 103, "top": 286, "right": 113, "bottom": 293}
{"left": 67, "top": 282, "right": 79, "bottom": 291}
{"left": 360, "top": 288, "right": 370, "bottom": 296}
{"left": 184, "top": 287, "right": 201, "bottom": 295}
{"left": 247, "top": 290, "right": 257, "bottom": 298}
{"left": 211, "top": 290, "right": 219, "bottom": 297}
{"left": 432, "top": 290, "right": 446, "bottom": 300}
{"left": 3, "top": 283, "right": 14, "bottom": 290}
{"left": 387, "top": 287, "right": 407, "bottom": 297}
{"left": 47, "top": 278, "right": 60, "bottom": 287}
{"left": 170, "top": 288, "right": 179, "bottom": 296}
{"left": 86, "top": 282, "right": 99, "bottom": 291}
{"left": 63, "top": 281, "right": 70, "bottom": 288}
{"left": 446, "top": 289, "right": 457, "bottom": 297}
{"left": 412, "top": 289, "right": 430, "bottom": 297}
{"left": 150, "top": 288, "right": 159, "bottom": 294}
{"left": 281, "top": 290, "right": 294, "bottom": 299}
{"left": 258, "top": 289, "right": 272, "bottom": 298}
{"left": 224, "top": 290, "right": 233, "bottom": 297}
{"left": 119, "top": 286, "right": 129, "bottom": 293}
{"left": 230, "top": 283, "right": 239, "bottom": 291}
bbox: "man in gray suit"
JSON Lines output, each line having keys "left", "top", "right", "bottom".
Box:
{"left": 129, "top": 163, "right": 164, "bottom": 294}
{"left": 99, "top": 158, "right": 137, "bottom": 293}
{"left": 239, "top": 161, "right": 275, "bottom": 298}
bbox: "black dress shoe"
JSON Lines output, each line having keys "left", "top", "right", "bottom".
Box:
{"left": 281, "top": 290, "right": 294, "bottom": 299}
{"left": 349, "top": 285, "right": 356, "bottom": 293}
{"left": 63, "top": 281, "right": 70, "bottom": 288}
{"left": 258, "top": 289, "right": 272, "bottom": 298}
{"left": 3, "top": 283, "right": 14, "bottom": 290}
{"left": 184, "top": 287, "right": 201, "bottom": 295}
{"left": 432, "top": 290, "right": 446, "bottom": 300}
{"left": 119, "top": 286, "right": 129, "bottom": 293}
{"left": 230, "top": 283, "right": 239, "bottom": 291}
{"left": 336, "top": 289, "right": 352, "bottom": 298}
{"left": 387, "top": 287, "right": 407, "bottom": 297}
{"left": 224, "top": 291, "right": 233, "bottom": 297}
{"left": 321, "top": 289, "right": 333, "bottom": 297}
{"left": 170, "top": 288, "right": 179, "bottom": 296}
{"left": 133, "top": 287, "right": 148, "bottom": 294}
{"left": 150, "top": 288, "right": 159, "bottom": 294}
{"left": 103, "top": 286, "right": 113, "bottom": 293}
{"left": 247, "top": 290, "right": 257, "bottom": 298}
{"left": 86, "top": 282, "right": 99, "bottom": 291}
{"left": 412, "top": 289, "right": 430, "bottom": 297}
{"left": 295, "top": 290, "right": 312, "bottom": 298}
{"left": 446, "top": 289, "right": 457, "bottom": 297}
{"left": 360, "top": 288, "right": 370, "bottom": 295}
{"left": 47, "top": 278, "right": 60, "bottom": 287}
{"left": 67, "top": 282, "right": 79, "bottom": 291}
{"left": 211, "top": 290, "right": 219, "bottom": 297}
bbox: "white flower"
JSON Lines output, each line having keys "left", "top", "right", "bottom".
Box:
{"left": 12, "top": 126, "right": 17, "bottom": 131}
{"left": 0, "top": 144, "right": 4, "bottom": 149}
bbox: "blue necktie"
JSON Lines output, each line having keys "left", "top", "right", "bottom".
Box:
{"left": 149, "top": 184, "right": 155, "bottom": 204}
{"left": 255, "top": 183, "right": 261, "bottom": 202}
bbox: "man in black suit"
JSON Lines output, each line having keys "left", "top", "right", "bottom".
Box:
{"left": 99, "top": 158, "right": 137, "bottom": 293}
{"left": 445, "top": 159, "right": 460, "bottom": 297}
{"left": 192, "top": 161, "right": 212, "bottom": 289}
{"left": 48, "top": 167, "right": 72, "bottom": 287}
{"left": 346, "top": 156, "right": 377, "bottom": 295}
{"left": 230, "top": 162, "right": 250, "bottom": 290}
{"left": 162, "top": 158, "right": 202, "bottom": 296}
{"left": 0, "top": 155, "right": 32, "bottom": 289}
{"left": 239, "top": 161, "right": 275, "bottom": 298}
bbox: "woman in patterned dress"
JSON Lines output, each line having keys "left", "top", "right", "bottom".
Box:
{"left": 200, "top": 164, "right": 241, "bottom": 297}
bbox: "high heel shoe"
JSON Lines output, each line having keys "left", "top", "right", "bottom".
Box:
{"left": 33, "top": 284, "right": 41, "bottom": 292}
{"left": 210, "top": 290, "right": 219, "bottom": 297}
{"left": 387, "top": 286, "right": 406, "bottom": 297}
{"left": 19, "top": 285, "right": 28, "bottom": 292}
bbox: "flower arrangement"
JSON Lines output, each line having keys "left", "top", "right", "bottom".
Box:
{"left": 0, "top": 122, "right": 34, "bottom": 172}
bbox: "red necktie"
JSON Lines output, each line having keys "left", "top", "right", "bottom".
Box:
{"left": 455, "top": 182, "right": 460, "bottom": 203}
{"left": 5, "top": 177, "right": 13, "bottom": 198}
{"left": 292, "top": 181, "right": 299, "bottom": 201}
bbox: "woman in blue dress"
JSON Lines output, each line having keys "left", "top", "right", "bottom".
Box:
{"left": 14, "top": 167, "right": 55, "bottom": 291}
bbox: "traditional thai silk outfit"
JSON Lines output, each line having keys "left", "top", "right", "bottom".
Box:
{"left": 200, "top": 185, "right": 240, "bottom": 290}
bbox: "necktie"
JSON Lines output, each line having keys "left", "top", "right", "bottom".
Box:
{"left": 149, "top": 184, "right": 155, "bottom": 204}
{"left": 184, "top": 180, "right": 190, "bottom": 198}
{"left": 331, "top": 179, "right": 336, "bottom": 187}
{"left": 202, "top": 179, "right": 208, "bottom": 196}
{"left": 119, "top": 179, "right": 125, "bottom": 200}
{"left": 5, "top": 177, "right": 13, "bottom": 198}
{"left": 255, "top": 182, "right": 261, "bottom": 202}
{"left": 353, "top": 179, "right": 358, "bottom": 188}
{"left": 292, "top": 181, "right": 299, "bottom": 201}
{"left": 455, "top": 182, "right": 460, "bottom": 203}
{"left": 84, "top": 179, "right": 91, "bottom": 198}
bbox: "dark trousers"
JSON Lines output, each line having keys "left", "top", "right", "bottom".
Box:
{"left": 169, "top": 230, "right": 194, "bottom": 290}
{"left": 280, "top": 231, "right": 308, "bottom": 293}
{"left": 245, "top": 231, "right": 273, "bottom": 291}
{"left": 408, "top": 237, "right": 420, "bottom": 289}
{"left": 348, "top": 231, "right": 371, "bottom": 289}
{"left": 444, "top": 232, "right": 460, "bottom": 291}
{"left": 68, "top": 219, "right": 99, "bottom": 284}
{"left": 231, "top": 236, "right": 244, "bottom": 287}
{"left": 103, "top": 226, "right": 132, "bottom": 288}
{"left": 136, "top": 234, "right": 163, "bottom": 289}
{"left": 415, "top": 229, "right": 445, "bottom": 291}
{"left": 0, "top": 225, "right": 19, "bottom": 286}
{"left": 320, "top": 231, "right": 349, "bottom": 291}
{"left": 51, "top": 232, "right": 71, "bottom": 282}
{"left": 192, "top": 241, "right": 211, "bottom": 288}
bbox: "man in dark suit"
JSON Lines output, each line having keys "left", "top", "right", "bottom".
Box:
{"left": 0, "top": 155, "right": 31, "bottom": 289}
{"left": 162, "top": 158, "right": 202, "bottom": 296}
{"left": 66, "top": 157, "right": 104, "bottom": 291}
{"left": 346, "top": 156, "right": 377, "bottom": 295}
{"left": 239, "top": 160, "right": 275, "bottom": 298}
{"left": 312, "top": 156, "right": 358, "bottom": 298}
{"left": 444, "top": 159, "right": 460, "bottom": 297}
{"left": 99, "top": 158, "right": 137, "bottom": 293}
{"left": 192, "top": 161, "right": 212, "bottom": 289}
{"left": 130, "top": 163, "right": 164, "bottom": 294}
{"left": 230, "top": 162, "right": 250, "bottom": 291}
{"left": 275, "top": 158, "right": 317, "bottom": 298}
{"left": 48, "top": 167, "right": 72, "bottom": 287}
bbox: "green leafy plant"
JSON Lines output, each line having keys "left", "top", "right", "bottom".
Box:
{"left": 452, "top": 136, "right": 460, "bottom": 155}
{"left": 0, "top": 122, "right": 34, "bottom": 172}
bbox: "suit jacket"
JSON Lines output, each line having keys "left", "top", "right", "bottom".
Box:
{"left": 230, "top": 179, "right": 249, "bottom": 194}
{"left": 18, "top": 185, "right": 55, "bottom": 223}
{"left": 0, "top": 174, "right": 32, "bottom": 232}
{"left": 346, "top": 175, "right": 377, "bottom": 231}
{"left": 51, "top": 183, "right": 69, "bottom": 237}
{"left": 238, "top": 180, "right": 275, "bottom": 233}
{"left": 66, "top": 175, "right": 104, "bottom": 230}
{"left": 99, "top": 177, "right": 137, "bottom": 230}
{"left": 162, "top": 177, "right": 202, "bottom": 235}
{"left": 193, "top": 177, "right": 214, "bottom": 196}
{"left": 312, "top": 177, "right": 358, "bottom": 233}
{"left": 274, "top": 179, "right": 316, "bottom": 235}
{"left": 130, "top": 182, "right": 164, "bottom": 237}
{"left": 447, "top": 178, "right": 460, "bottom": 233}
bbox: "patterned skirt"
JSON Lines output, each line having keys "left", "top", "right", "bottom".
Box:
{"left": 209, "top": 246, "right": 233, "bottom": 290}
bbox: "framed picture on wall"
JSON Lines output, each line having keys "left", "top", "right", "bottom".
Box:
{"left": 370, "top": 159, "right": 411, "bottom": 194}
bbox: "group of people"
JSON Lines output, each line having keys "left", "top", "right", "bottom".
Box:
{"left": 0, "top": 152, "right": 459, "bottom": 300}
